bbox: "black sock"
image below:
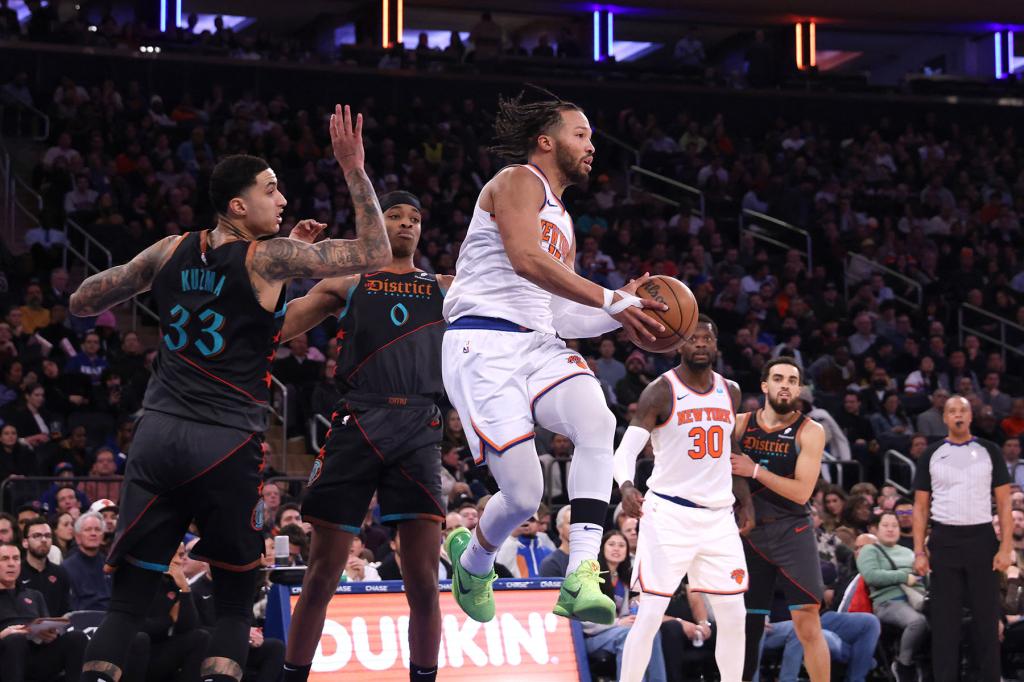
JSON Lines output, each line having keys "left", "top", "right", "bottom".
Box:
{"left": 283, "top": 661, "right": 312, "bottom": 682}
{"left": 410, "top": 662, "right": 438, "bottom": 681}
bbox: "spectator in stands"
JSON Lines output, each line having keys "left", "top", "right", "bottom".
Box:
{"left": 261, "top": 481, "right": 283, "bottom": 530}
{"left": 274, "top": 503, "right": 305, "bottom": 535}
{"left": 755, "top": 607, "right": 880, "bottom": 682}
{"left": 47, "top": 425, "right": 90, "bottom": 476}
{"left": 540, "top": 505, "right": 571, "bottom": 578}
{"left": 62, "top": 511, "right": 111, "bottom": 610}
{"left": 19, "top": 516, "right": 70, "bottom": 616}
{"left": 50, "top": 512, "right": 74, "bottom": 558}
{"left": 892, "top": 499, "right": 915, "bottom": 549}
{"left": 1005, "top": 438, "right": 1024, "bottom": 488}
{"left": 440, "top": 441, "right": 469, "bottom": 502}
{"left": 583, "top": 530, "right": 667, "bottom": 681}
{"left": 615, "top": 351, "right": 651, "bottom": 407}
{"left": 839, "top": 495, "right": 873, "bottom": 535}
{"left": 64, "top": 174, "right": 98, "bottom": 215}
{"left": 837, "top": 391, "right": 877, "bottom": 462}
{"left": 982, "top": 371, "right": 1013, "bottom": 420}
{"left": 42, "top": 470, "right": 87, "bottom": 516}
{"left": 847, "top": 313, "right": 877, "bottom": 358}
{"left": 0, "top": 543, "right": 87, "bottom": 682}
{"left": 469, "top": 12, "right": 502, "bottom": 60}
{"left": 0, "top": 512, "right": 18, "bottom": 544}
{"left": 940, "top": 349, "right": 979, "bottom": 394}
{"left": 857, "top": 510, "right": 928, "bottom": 681}
{"left": 916, "top": 388, "right": 950, "bottom": 438}
{"left": 822, "top": 486, "right": 848, "bottom": 530}
{"left": 871, "top": 391, "right": 913, "bottom": 452}
{"left": 903, "top": 356, "right": 940, "bottom": 395}
{"left": 531, "top": 34, "right": 554, "bottom": 58}
{"left": 18, "top": 283, "right": 50, "bottom": 335}
{"left": 1003, "top": 399, "right": 1024, "bottom": 439}
{"left": 496, "top": 510, "right": 554, "bottom": 578}
{"left": 457, "top": 500, "right": 479, "bottom": 530}
{"left": 10, "top": 383, "right": 55, "bottom": 449}
{"left": 673, "top": 27, "right": 705, "bottom": 67}
{"left": 0, "top": 424, "right": 38, "bottom": 492}
{"left": 596, "top": 337, "right": 626, "bottom": 390}
{"left": 64, "top": 331, "right": 107, "bottom": 386}
{"left": 799, "top": 387, "right": 850, "bottom": 462}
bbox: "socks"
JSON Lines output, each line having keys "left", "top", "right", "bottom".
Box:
{"left": 459, "top": 534, "right": 497, "bottom": 576}
{"left": 410, "top": 662, "right": 438, "bottom": 681}
{"left": 283, "top": 662, "right": 312, "bottom": 682}
{"left": 567, "top": 522, "right": 603, "bottom": 574}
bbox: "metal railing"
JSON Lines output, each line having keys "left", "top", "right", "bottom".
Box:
{"left": 844, "top": 253, "right": 923, "bottom": 309}
{"left": 0, "top": 100, "right": 50, "bottom": 141}
{"left": 883, "top": 449, "right": 917, "bottom": 494}
{"left": 310, "top": 413, "right": 331, "bottom": 452}
{"left": 959, "top": 303, "right": 1024, "bottom": 360}
{"left": 739, "top": 208, "right": 813, "bottom": 271}
{"left": 268, "top": 373, "right": 289, "bottom": 467}
{"left": 629, "top": 165, "right": 705, "bottom": 218}
{"left": 62, "top": 216, "right": 113, "bottom": 274}
{"left": 820, "top": 453, "right": 864, "bottom": 489}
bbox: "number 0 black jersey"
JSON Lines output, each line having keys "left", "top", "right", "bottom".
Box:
{"left": 143, "top": 231, "right": 285, "bottom": 432}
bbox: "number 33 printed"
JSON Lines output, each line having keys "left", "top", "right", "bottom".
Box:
{"left": 687, "top": 425, "right": 725, "bottom": 459}
{"left": 164, "top": 304, "right": 226, "bottom": 357}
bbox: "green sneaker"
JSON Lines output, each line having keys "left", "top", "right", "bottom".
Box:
{"left": 552, "top": 559, "right": 616, "bottom": 624}
{"left": 445, "top": 527, "right": 497, "bottom": 623}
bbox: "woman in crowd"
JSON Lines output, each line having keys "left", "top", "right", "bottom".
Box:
{"left": 50, "top": 510, "right": 76, "bottom": 558}
{"left": 839, "top": 494, "right": 874, "bottom": 536}
{"left": 870, "top": 391, "right": 913, "bottom": 452}
{"left": 822, "top": 485, "right": 848, "bottom": 530}
{"left": 856, "top": 511, "right": 928, "bottom": 682}
{"left": 10, "top": 383, "right": 56, "bottom": 449}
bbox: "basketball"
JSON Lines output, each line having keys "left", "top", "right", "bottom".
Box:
{"left": 633, "top": 276, "right": 700, "bottom": 353}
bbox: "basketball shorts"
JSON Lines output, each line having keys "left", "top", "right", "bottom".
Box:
{"left": 442, "top": 325, "right": 597, "bottom": 464}
{"left": 631, "top": 494, "right": 748, "bottom": 597}
{"left": 742, "top": 514, "right": 826, "bottom": 611}
{"left": 108, "top": 411, "right": 266, "bottom": 573}
{"left": 301, "top": 394, "right": 445, "bottom": 532}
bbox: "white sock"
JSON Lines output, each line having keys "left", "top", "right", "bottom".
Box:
{"left": 567, "top": 522, "right": 603, "bottom": 574}
{"left": 459, "top": 533, "right": 497, "bottom": 576}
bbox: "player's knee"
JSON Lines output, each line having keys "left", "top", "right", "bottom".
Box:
{"left": 707, "top": 594, "right": 746, "bottom": 624}
{"left": 790, "top": 606, "right": 823, "bottom": 640}
{"left": 503, "top": 480, "right": 543, "bottom": 519}
{"left": 571, "top": 405, "right": 617, "bottom": 447}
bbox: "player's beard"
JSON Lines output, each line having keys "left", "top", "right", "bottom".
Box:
{"left": 682, "top": 350, "right": 716, "bottom": 372}
{"left": 768, "top": 394, "right": 796, "bottom": 415}
{"left": 555, "top": 141, "right": 588, "bottom": 186}
{"left": 391, "top": 241, "right": 414, "bottom": 259}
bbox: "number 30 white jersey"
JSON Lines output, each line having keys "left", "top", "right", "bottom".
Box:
{"left": 442, "top": 164, "right": 574, "bottom": 335}
{"left": 647, "top": 370, "right": 736, "bottom": 509}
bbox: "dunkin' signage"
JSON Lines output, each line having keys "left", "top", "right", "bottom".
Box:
{"left": 288, "top": 581, "right": 584, "bottom": 680}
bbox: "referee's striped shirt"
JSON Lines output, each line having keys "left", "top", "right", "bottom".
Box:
{"left": 913, "top": 437, "right": 1011, "bottom": 525}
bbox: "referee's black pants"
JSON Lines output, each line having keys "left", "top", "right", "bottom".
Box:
{"left": 929, "top": 522, "right": 1001, "bottom": 682}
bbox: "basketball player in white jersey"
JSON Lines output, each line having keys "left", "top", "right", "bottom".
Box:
{"left": 613, "top": 316, "right": 753, "bottom": 682}
{"left": 442, "top": 90, "right": 666, "bottom": 625}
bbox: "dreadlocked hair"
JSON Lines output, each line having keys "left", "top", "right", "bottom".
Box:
{"left": 489, "top": 85, "right": 581, "bottom": 162}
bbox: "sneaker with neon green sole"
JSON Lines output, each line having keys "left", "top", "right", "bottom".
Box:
{"left": 445, "top": 527, "right": 497, "bottom": 623}
{"left": 552, "top": 559, "right": 616, "bottom": 624}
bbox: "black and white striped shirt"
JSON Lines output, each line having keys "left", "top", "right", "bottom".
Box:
{"left": 913, "top": 437, "right": 1011, "bottom": 526}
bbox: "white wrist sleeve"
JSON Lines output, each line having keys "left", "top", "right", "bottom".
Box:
{"left": 613, "top": 425, "right": 651, "bottom": 487}
{"left": 551, "top": 296, "right": 622, "bottom": 339}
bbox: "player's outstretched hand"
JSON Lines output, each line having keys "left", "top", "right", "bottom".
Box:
{"left": 329, "top": 104, "right": 365, "bottom": 173}
{"left": 620, "top": 481, "right": 645, "bottom": 518}
{"left": 289, "top": 219, "right": 327, "bottom": 244}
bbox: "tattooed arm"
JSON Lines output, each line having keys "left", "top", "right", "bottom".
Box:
{"left": 69, "top": 236, "right": 181, "bottom": 316}
{"left": 249, "top": 168, "right": 390, "bottom": 282}
{"left": 249, "top": 104, "right": 390, "bottom": 282}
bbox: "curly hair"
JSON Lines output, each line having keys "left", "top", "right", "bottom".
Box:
{"left": 489, "top": 85, "right": 581, "bottom": 162}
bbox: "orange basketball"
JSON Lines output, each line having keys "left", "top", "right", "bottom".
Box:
{"left": 633, "top": 276, "right": 699, "bottom": 353}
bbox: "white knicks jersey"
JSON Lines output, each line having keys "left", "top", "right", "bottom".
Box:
{"left": 647, "top": 369, "right": 736, "bottom": 509}
{"left": 442, "top": 164, "right": 574, "bottom": 335}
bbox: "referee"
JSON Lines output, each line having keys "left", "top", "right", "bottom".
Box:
{"left": 912, "top": 395, "right": 1013, "bottom": 682}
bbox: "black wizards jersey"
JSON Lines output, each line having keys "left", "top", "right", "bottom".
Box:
{"left": 742, "top": 411, "right": 811, "bottom": 521}
{"left": 335, "top": 270, "right": 445, "bottom": 400}
{"left": 143, "top": 231, "right": 285, "bottom": 432}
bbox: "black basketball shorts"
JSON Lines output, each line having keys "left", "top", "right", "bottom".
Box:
{"left": 301, "top": 396, "right": 445, "bottom": 533}
{"left": 108, "top": 411, "right": 267, "bottom": 573}
{"left": 742, "top": 514, "right": 826, "bottom": 612}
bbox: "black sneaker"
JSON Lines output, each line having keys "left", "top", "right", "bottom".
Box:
{"left": 891, "top": 661, "right": 917, "bottom": 682}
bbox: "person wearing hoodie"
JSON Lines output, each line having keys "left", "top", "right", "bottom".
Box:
{"left": 0, "top": 542, "right": 87, "bottom": 681}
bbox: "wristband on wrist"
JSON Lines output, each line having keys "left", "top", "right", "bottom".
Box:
{"left": 752, "top": 464, "right": 760, "bottom": 480}
{"left": 914, "top": 551, "right": 927, "bottom": 556}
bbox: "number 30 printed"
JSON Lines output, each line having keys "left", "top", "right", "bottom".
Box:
{"left": 687, "top": 425, "right": 725, "bottom": 459}
{"left": 163, "top": 304, "right": 226, "bottom": 357}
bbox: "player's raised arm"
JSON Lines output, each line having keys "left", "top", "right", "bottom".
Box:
{"left": 281, "top": 276, "right": 358, "bottom": 342}
{"left": 249, "top": 105, "right": 390, "bottom": 283}
{"left": 613, "top": 376, "right": 671, "bottom": 517}
{"left": 732, "top": 417, "right": 826, "bottom": 505}
{"left": 70, "top": 236, "right": 182, "bottom": 316}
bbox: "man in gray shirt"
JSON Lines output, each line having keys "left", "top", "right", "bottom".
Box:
{"left": 540, "top": 505, "right": 571, "bottom": 578}
{"left": 914, "top": 389, "right": 949, "bottom": 438}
